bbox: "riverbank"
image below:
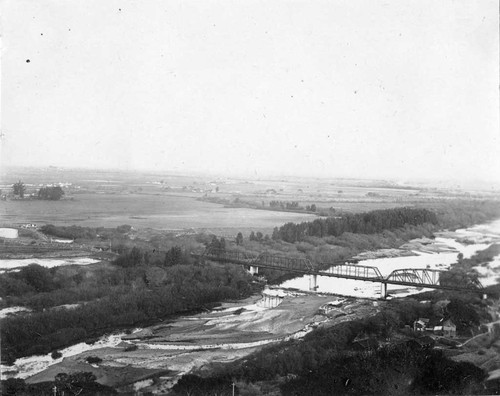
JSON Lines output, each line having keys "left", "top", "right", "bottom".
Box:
{"left": 23, "top": 292, "right": 382, "bottom": 393}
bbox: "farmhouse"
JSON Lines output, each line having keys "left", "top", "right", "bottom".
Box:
{"left": 414, "top": 317, "right": 457, "bottom": 338}
{"left": 441, "top": 319, "right": 457, "bottom": 338}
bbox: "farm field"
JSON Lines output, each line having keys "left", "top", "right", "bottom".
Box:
{"left": 2, "top": 167, "right": 491, "bottom": 235}
{"left": 0, "top": 193, "right": 319, "bottom": 233}
{"left": 0, "top": 168, "right": 395, "bottom": 233}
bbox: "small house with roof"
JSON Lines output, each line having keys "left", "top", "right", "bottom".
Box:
{"left": 433, "top": 319, "right": 457, "bottom": 338}
{"left": 442, "top": 319, "right": 457, "bottom": 338}
{"left": 413, "top": 318, "right": 430, "bottom": 332}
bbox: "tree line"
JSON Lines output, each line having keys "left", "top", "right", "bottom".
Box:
{"left": 268, "top": 200, "right": 317, "bottom": 212}
{"left": 40, "top": 224, "right": 133, "bottom": 241}
{"left": 271, "top": 207, "right": 438, "bottom": 243}
{"left": 11, "top": 181, "right": 64, "bottom": 200}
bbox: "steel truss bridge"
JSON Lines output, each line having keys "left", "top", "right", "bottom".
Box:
{"left": 194, "top": 248, "right": 483, "bottom": 298}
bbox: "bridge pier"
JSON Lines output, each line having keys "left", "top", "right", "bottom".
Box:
{"left": 309, "top": 274, "right": 318, "bottom": 291}
{"left": 380, "top": 282, "right": 388, "bottom": 299}
{"left": 249, "top": 265, "right": 259, "bottom": 275}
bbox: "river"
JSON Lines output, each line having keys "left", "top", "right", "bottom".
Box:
{"left": 2, "top": 219, "right": 500, "bottom": 385}
{"left": 280, "top": 219, "right": 500, "bottom": 298}
{"left": 1, "top": 329, "right": 143, "bottom": 380}
{"left": 0, "top": 257, "right": 100, "bottom": 271}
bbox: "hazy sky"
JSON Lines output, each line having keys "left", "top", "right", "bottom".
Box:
{"left": 1, "top": 0, "right": 499, "bottom": 182}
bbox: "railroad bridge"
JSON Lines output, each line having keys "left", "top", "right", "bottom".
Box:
{"left": 194, "top": 248, "right": 483, "bottom": 298}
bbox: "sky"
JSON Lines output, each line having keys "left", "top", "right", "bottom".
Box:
{"left": 1, "top": 0, "right": 499, "bottom": 182}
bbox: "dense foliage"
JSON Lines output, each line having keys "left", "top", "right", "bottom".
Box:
{"left": 39, "top": 223, "right": 138, "bottom": 241}
{"left": 171, "top": 374, "right": 235, "bottom": 396}
{"left": 432, "top": 200, "right": 500, "bottom": 230}
{"left": 280, "top": 346, "right": 486, "bottom": 395}
{"left": 0, "top": 248, "right": 254, "bottom": 363}
{"left": 272, "top": 207, "right": 438, "bottom": 243}
{"left": 40, "top": 224, "right": 99, "bottom": 240}
{"left": 38, "top": 186, "right": 65, "bottom": 200}
{"left": 12, "top": 180, "right": 26, "bottom": 198}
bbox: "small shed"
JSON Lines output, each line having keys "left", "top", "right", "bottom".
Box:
{"left": 413, "top": 318, "right": 430, "bottom": 332}
{"left": 433, "top": 326, "right": 444, "bottom": 336}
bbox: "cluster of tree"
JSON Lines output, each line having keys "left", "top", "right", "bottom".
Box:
{"left": 234, "top": 231, "right": 271, "bottom": 244}
{"left": 1, "top": 253, "right": 253, "bottom": 363}
{"left": 454, "top": 244, "right": 500, "bottom": 273}
{"left": 115, "top": 224, "right": 132, "bottom": 233}
{"left": 0, "top": 264, "right": 58, "bottom": 296}
{"left": 305, "top": 204, "right": 316, "bottom": 212}
{"left": 249, "top": 231, "right": 267, "bottom": 242}
{"left": 431, "top": 200, "right": 500, "bottom": 230}
{"left": 207, "top": 235, "right": 226, "bottom": 251}
{"left": 40, "top": 224, "right": 99, "bottom": 240}
{"left": 37, "top": 186, "right": 65, "bottom": 200}
{"left": 10, "top": 182, "right": 67, "bottom": 201}
{"left": 272, "top": 207, "right": 438, "bottom": 243}
{"left": 171, "top": 374, "right": 234, "bottom": 396}
{"left": 198, "top": 196, "right": 232, "bottom": 206}
{"left": 280, "top": 345, "right": 485, "bottom": 395}
{"left": 39, "top": 224, "right": 133, "bottom": 241}
{"left": 269, "top": 201, "right": 301, "bottom": 210}
{"left": 0, "top": 263, "right": 126, "bottom": 312}
{"left": 12, "top": 180, "right": 26, "bottom": 198}
{"left": 113, "top": 245, "right": 192, "bottom": 268}
{"left": 439, "top": 268, "right": 482, "bottom": 291}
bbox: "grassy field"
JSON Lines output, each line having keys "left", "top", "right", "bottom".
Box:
{"left": 2, "top": 167, "right": 498, "bottom": 234}
{"left": 0, "top": 193, "right": 319, "bottom": 233}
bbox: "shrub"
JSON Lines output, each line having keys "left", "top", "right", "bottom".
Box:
{"left": 124, "top": 344, "right": 138, "bottom": 352}
{"left": 85, "top": 356, "right": 102, "bottom": 364}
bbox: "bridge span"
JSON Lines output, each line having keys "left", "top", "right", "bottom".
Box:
{"left": 194, "top": 248, "right": 483, "bottom": 298}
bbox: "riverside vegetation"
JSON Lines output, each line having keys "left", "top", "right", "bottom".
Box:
{"left": 2, "top": 200, "right": 500, "bottom": 394}
{"left": 0, "top": 252, "right": 254, "bottom": 364}
{"left": 169, "top": 249, "right": 500, "bottom": 396}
